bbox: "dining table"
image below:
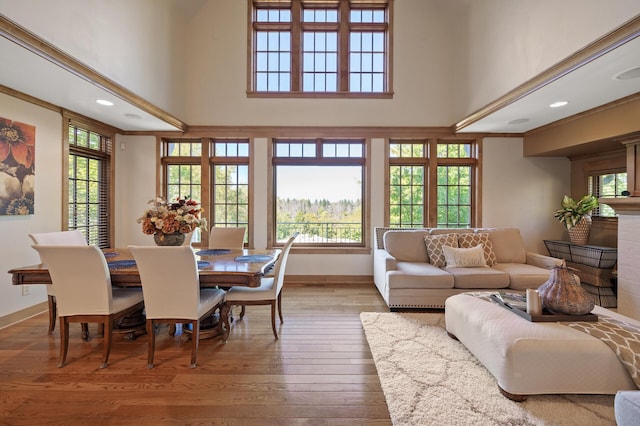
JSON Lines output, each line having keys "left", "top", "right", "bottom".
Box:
{"left": 9, "top": 246, "right": 281, "bottom": 340}
{"left": 9, "top": 247, "right": 281, "bottom": 289}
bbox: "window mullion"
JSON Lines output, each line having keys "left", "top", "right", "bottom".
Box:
{"left": 339, "top": 0, "right": 349, "bottom": 91}
{"left": 291, "top": 0, "right": 302, "bottom": 91}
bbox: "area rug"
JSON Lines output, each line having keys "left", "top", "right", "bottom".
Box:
{"left": 360, "top": 312, "right": 616, "bottom": 426}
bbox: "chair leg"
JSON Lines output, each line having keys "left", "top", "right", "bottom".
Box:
{"left": 100, "top": 320, "right": 113, "bottom": 369}
{"left": 239, "top": 305, "right": 246, "bottom": 319}
{"left": 146, "top": 320, "right": 156, "bottom": 369}
{"left": 220, "top": 304, "right": 231, "bottom": 342}
{"left": 277, "top": 292, "right": 283, "bottom": 323}
{"left": 190, "top": 320, "right": 199, "bottom": 368}
{"left": 270, "top": 300, "right": 278, "bottom": 339}
{"left": 59, "top": 318, "right": 70, "bottom": 368}
{"left": 81, "top": 323, "right": 90, "bottom": 341}
{"left": 47, "top": 296, "right": 56, "bottom": 335}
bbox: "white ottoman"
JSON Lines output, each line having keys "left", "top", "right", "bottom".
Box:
{"left": 445, "top": 293, "right": 638, "bottom": 400}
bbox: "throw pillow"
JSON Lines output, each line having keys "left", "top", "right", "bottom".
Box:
{"left": 458, "top": 233, "right": 498, "bottom": 266}
{"left": 442, "top": 244, "right": 488, "bottom": 268}
{"left": 424, "top": 233, "right": 458, "bottom": 267}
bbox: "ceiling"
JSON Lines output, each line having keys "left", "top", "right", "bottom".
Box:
{"left": 0, "top": 14, "right": 639, "bottom": 135}
{"left": 457, "top": 34, "right": 640, "bottom": 134}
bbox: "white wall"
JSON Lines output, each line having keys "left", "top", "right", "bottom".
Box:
{"left": 0, "top": 93, "right": 62, "bottom": 317}
{"left": 482, "top": 138, "right": 570, "bottom": 254}
{"left": 0, "top": 0, "right": 191, "bottom": 120}
{"left": 460, "top": 0, "right": 640, "bottom": 117}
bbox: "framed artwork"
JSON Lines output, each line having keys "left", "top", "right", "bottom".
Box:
{"left": 0, "top": 117, "right": 35, "bottom": 215}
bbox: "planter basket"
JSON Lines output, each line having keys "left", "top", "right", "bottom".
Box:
{"left": 568, "top": 215, "right": 592, "bottom": 245}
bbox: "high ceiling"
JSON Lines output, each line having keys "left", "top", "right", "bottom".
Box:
{"left": 1, "top": 13, "right": 639, "bottom": 135}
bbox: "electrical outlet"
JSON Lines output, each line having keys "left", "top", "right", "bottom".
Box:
{"left": 21, "top": 285, "right": 30, "bottom": 296}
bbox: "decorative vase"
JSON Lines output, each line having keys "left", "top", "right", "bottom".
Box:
{"left": 568, "top": 215, "right": 591, "bottom": 245}
{"left": 537, "top": 266, "right": 594, "bottom": 315}
{"left": 153, "top": 232, "right": 185, "bottom": 246}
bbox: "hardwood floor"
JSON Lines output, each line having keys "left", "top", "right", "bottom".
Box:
{"left": 0, "top": 284, "right": 392, "bottom": 425}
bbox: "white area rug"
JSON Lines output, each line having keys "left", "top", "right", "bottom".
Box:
{"left": 360, "top": 312, "right": 616, "bottom": 426}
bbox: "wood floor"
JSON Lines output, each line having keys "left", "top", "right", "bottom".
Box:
{"left": 0, "top": 284, "right": 392, "bottom": 425}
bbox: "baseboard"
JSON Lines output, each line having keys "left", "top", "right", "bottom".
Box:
{"left": 285, "top": 275, "right": 373, "bottom": 286}
{"left": 0, "top": 301, "right": 47, "bottom": 329}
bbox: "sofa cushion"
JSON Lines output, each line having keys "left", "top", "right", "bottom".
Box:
{"left": 446, "top": 267, "right": 510, "bottom": 289}
{"left": 458, "top": 233, "right": 497, "bottom": 266}
{"left": 383, "top": 230, "right": 430, "bottom": 262}
{"left": 492, "top": 263, "right": 552, "bottom": 290}
{"left": 442, "top": 245, "right": 488, "bottom": 268}
{"left": 387, "top": 262, "right": 455, "bottom": 289}
{"left": 424, "top": 233, "right": 458, "bottom": 267}
{"left": 482, "top": 228, "right": 526, "bottom": 264}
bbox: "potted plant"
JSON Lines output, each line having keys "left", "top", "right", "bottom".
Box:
{"left": 553, "top": 194, "right": 599, "bottom": 245}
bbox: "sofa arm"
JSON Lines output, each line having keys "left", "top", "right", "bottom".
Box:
{"left": 525, "top": 252, "right": 564, "bottom": 269}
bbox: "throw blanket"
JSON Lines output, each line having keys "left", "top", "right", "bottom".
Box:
{"left": 567, "top": 316, "right": 640, "bottom": 388}
{"left": 468, "top": 292, "right": 640, "bottom": 388}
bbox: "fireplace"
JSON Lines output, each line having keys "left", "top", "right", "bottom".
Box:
{"left": 599, "top": 197, "right": 640, "bottom": 320}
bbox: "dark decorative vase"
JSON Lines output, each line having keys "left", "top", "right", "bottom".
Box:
{"left": 153, "top": 232, "right": 185, "bottom": 246}
{"left": 538, "top": 266, "right": 594, "bottom": 315}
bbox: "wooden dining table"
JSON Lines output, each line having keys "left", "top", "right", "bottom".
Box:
{"left": 9, "top": 247, "right": 281, "bottom": 340}
{"left": 9, "top": 247, "right": 281, "bottom": 289}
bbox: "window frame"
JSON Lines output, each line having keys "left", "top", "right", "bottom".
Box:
{"left": 386, "top": 138, "right": 481, "bottom": 228}
{"left": 248, "top": 0, "right": 394, "bottom": 98}
{"left": 268, "top": 137, "right": 370, "bottom": 253}
{"left": 63, "top": 113, "right": 115, "bottom": 248}
{"left": 160, "top": 137, "right": 253, "bottom": 248}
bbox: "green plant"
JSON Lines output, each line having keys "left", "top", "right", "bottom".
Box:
{"left": 553, "top": 194, "right": 599, "bottom": 229}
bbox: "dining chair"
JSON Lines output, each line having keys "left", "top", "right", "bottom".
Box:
{"left": 28, "top": 231, "right": 87, "bottom": 336}
{"left": 222, "top": 233, "right": 297, "bottom": 339}
{"left": 209, "top": 226, "right": 246, "bottom": 249}
{"left": 128, "top": 245, "right": 228, "bottom": 368}
{"left": 31, "top": 244, "right": 145, "bottom": 368}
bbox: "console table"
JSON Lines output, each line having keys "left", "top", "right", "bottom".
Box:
{"left": 543, "top": 240, "right": 618, "bottom": 308}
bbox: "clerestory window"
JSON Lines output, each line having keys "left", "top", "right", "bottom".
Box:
{"left": 249, "top": 0, "right": 393, "bottom": 97}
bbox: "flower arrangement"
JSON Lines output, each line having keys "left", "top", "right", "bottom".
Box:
{"left": 138, "top": 196, "right": 207, "bottom": 235}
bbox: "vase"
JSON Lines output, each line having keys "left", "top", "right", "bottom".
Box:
{"left": 153, "top": 232, "right": 185, "bottom": 246}
{"left": 537, "top": 266, "right": 594, "bottom": 315}
{"left": 568, "top": 215, "right": 591, "bottom": 245}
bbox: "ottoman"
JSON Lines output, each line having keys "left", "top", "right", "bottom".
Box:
{"left": 445, "top": 293, "right": 638, "bottom": 401}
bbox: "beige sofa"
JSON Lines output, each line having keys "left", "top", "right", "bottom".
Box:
{"left": 373, "top": 227, "right": 563, "bottom": 309}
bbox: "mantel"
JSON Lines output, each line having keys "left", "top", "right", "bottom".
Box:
{"left": 599, "top": 197, "right": 640, "bottom": 215}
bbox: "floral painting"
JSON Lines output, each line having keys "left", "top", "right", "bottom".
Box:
{"left": 0, "top": 117, "right": 35, "bottom": 215}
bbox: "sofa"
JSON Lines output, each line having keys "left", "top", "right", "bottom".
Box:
{"left": 373, "top": 227, "right": 563, "bottom": 309}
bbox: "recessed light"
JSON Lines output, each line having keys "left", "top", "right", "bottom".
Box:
{"left": 96, "top": 99, "right": 114, "bottom": 106}
{"left": 507, "top": 118, "right": 529, "bottom": 125}
{"left": 124, "top": 113, "right": 143, "bottom": 119}
{"left": 615, "top": 67, "right": 640, "bottom": 80}
{"left": 549, "top": 101, "right": 568, "bottom": 108}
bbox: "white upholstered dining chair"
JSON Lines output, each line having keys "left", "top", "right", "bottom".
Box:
{"left": 222, "top": 233, "right": 297, "bottom": 339}
{"left": 31, "top": 244, "right": 145, "bottom": 368}
{"left": 128, "top": 245, "right": 228, "bottom": 368}
{"left": 28, "top": 230, "right": 87, "bottom": 335}
{"left": 208, "top": 226, "right": 246, "bottom": 250}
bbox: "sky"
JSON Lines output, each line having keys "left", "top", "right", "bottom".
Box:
{"left": 276, "top": 166, "right": 362, "bottom": 202}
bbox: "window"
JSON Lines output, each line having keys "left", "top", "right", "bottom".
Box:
{"left": 162, "top": 138, "right": 252, "bottom": 245}
{"left": 589, "top": 171, "right": 627, "bottom": 217}
{"left": 250, "top": 0, "right": 392, "bottom": 96}
{"left": 163, "top": 140, "right": 204, "bottom": 242}
{"left": 388, "top": 139, "right": 479, "bottom": 228}
{"left": 212, "top": 140, "right": 250, "bottom": 243}
{"left": 272, "top": 139, "right": 365, "bottom": 246}
{"left": 66, "top": 120, "right": 112, "bottom": 247}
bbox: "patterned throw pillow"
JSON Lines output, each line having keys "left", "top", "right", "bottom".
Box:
{"left": 424, "top": 233, "right": 458, "bottom": 267}
{"left": 442, "top": 244, "right": 488, "bottom": 268}
{"left": 458, "top": 233, "right": 497, "bottom": 266}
